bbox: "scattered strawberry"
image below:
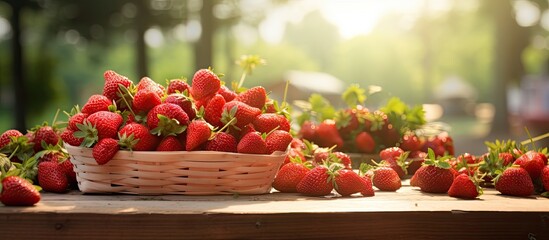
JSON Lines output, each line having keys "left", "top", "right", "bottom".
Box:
{"left": 514, "top": 151, "right": 546, "bottom": 180}
{"left": 379, "top": 147, "right": 404, "bottom": 161}
{"left": 59, "top": 158, "right": 77, "bottom": 185}
{"left": 355, "top": 131, "right": 375, "bottom": 153}
{"left": 0, "top": 176, "right": 41, "bottom": 206}
{"left": 32, "top": 125, "right": 59, "bottom": 152}
{"left": 0, "top": 129, "right": 23, "bottom": 149}
{"left": 38, "top": 161, "right": 69, "bottom": 193}
{"left": 413, "top": 149, "right": 454, "bottom": 193}
{"left": 448, "top": 173, "right": 482, "bottom": 199}
{"left": 400, "top": 133, "right": 423, "bottom": 152}
{"left": 273, "top": 159, "right": 311, "bottom": 193}
{"left": 296, "top": 165, "right": 334, "bottom": 196}
{"left": 92, "top": 138, "right": 119, "bottom": 165}
{"left": 494, "top": 167, "right": 534, "bottom": 197}
{"left": 541, "top": 165, "right": 549, "bottom": 192}
{"left": 372, "top": 166, "right": 401, "bottom": 191}
{"left": 335, "top": 168, "right": 366, "bottom": 196}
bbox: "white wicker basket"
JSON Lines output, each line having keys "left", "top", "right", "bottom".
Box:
{"left": 64, "top": 144, "right": 286, "bottom": 195}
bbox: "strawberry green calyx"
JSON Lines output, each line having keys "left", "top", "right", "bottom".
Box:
{"left": 221, "top": 105, "right": 240, "bottom": 130}
{"left": 342, "top": 84, "right": 367, "bottom": 108}
{"left": 118, "top": 132, "right": 140, "bottom": 151}
{"left": 150, "top": 114, "right": 187, "bottom": 137}
{"left": 423, "top": 148, "right": 451, "bottom": 169}
{"left": 74, "top": 120, "right": 99, "bottom": 148}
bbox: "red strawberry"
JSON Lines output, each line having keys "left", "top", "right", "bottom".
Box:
{"left": 298, "top": 121, "right": 318, "bottom": 142}
{"left": 0, "top": 176, "right": 41, "bottom": 206}
{"left": 0, "top": 129, "right": 23, "bottom": 149}
{"left": 296, "top": 166, "right": 334, "bottom": 196}
{"left": 360, "top": 175, "right": 375, "bottom": 197}
{"left": 499, "top": 152, "right": 515, "bottom": 166}
{"left": 156, "top": 136, "right": 184, "bottom": 151}
{"left": 205, "top": 132, "right": 238, "bottom": 152}
{"left": 372, "top": 167, "right": 401, "bottom": 191}
{"left": 381, "top": 157, "right": 407, "bottom": 179}
{"left": 335, "top": 169, "right": 366, "bottom": 196}
{"left": 400, "top": 133, "right": 423, "bottom": 152}
{"left": 190, "top": 68, "right": 221, "bottom": 100}
{"left": 335, "top": 109, "right": 360, "bottom": 136}
{"left": 217, "top": 85, "right": 237, "bottom": 102}
{"left": 103, "top": 70, "right": 133, "bottom": 101}
{"left": 81, "top": 94, "right": 112, "bottom": 115}
{"left": 253, "top": 113, "right": 288, "bottom": 134}
{"left": 33, "top": 125, "right": 59, "bottom": 152}
{"left": 413, "top": 150, "right": 454, "bottom": 193}
{"left": 147, "top": 103, "right": 190, "bottom": 137}
{"left": 237, "top": 131, "right": 268, "bottom": 154}
{"left": 204, "top": 94, "right": 226, "bottom": 128}
{"left": 282, "top": 148, "right": 306, "bottom": 165}
{"left": 186, "top": 120, "right": 212, "bottom": 151}
{"left": 82, "top": 111, "right": 123, "bottom": 142}
{"left": 59, "top": 158, "right": 77, "bottom": 185}
{"left": 315, "top": 120, "right": 344, "bottom": 150}
{"left": 448, "top": 173, "right": 481, "bottom": 199}
{"left": 137, "top": 77, "right": 164, "bottom": 97}
{"left": 92, "top": 138, "right": 119, "bottom": 165}
{"left": 514, "top": 151, "right": 546, "bottom": 180}
{"left": 265, "top": 130, "right": 292, "bottom": 154}
{"left": 67, "top": 112, "right": 88, "bottom": 131}
{"left": 407, "top": 151, "right": 426, "bottom": 175}
{"left": 167, "top": 78, "right": 190, "bottom": 94}
{"left": 60, "top": 129, "right": 83, "bottom": 147}
{"left": 457, "top": 153, "right": 477, "bottom": 164}
{"left": 273, "top": 161, "right": 311, "bottom": 193}
{"left": 541, "top": 165, "right": 549, "bottom": 192}
{"left": 164, "top": 93, "right": 197, "bottom": 120}
{"left": 118, "top": 123, "right": 159, "bottom": 151}
{"left": 355, "top": 131, "right": 375, "bottom": 153}
{"left": 495, "top": 167, "right": 533, "bottom": 197}
{"left": 379, "top": 147, "right": 404, "bottom": 160}
{"left": 133, "top": 89, "right": 162, "bottom": 114}
{"left": 333, "top": 152, "right": 352, "bottom": 169}
{"left": 38, "top": 161, "right": 69, "bottom": 193}
{"left": 235, "top": 86, "right": 267, "bottom": 109}
{"left": 221, "top": 101, "right": 262, "bottom": 129}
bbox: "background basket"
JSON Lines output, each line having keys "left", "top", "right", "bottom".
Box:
{"left": 64, "top": 144, "right": 286, "bottom": 195}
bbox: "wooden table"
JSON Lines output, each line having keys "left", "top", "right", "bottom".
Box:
{"left": 1, "top": 181, "right": 548, "bottom": 239}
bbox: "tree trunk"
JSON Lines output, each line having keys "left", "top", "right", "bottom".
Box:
{"left": 136, "top": 0, "right": 148, "bottom": 78}
{"left": 194, "top": 0, "right": 217, "bottom": 70}
{"left": 490, "top": 0, "right": 528, "bottom": 134}
{"left": 10, "top": 0, "right": 26, "bottom": 131}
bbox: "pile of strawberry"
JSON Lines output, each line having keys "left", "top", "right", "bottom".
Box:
{"left": 62, "top": 67, "right": 292, "bottom": 165}
{"left": 0, "top": 119, "right": 78, "bottom": 206}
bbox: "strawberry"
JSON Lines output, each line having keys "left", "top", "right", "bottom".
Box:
{"left": 190, "top": 68, "right": 221, "bottom": 100}
{"left": 499, "top": 152, "right": 515, "bottom": 166}
{"left": 217, "top": 85, "right": 237, "bottom": 102}
{"left": 156, "top": 136, "right": 184, "bottom": 151}
{"left": 38, "top": 161, "right": 69, "bottom": 193}
{"left": 76, "top": 111, "right": 123, "bottom": 147}
{"left": 235, "top": 86, "right": 267, "bottom": 109}
{"left": 92, "top": 138, "right": 119, "bottom": 165}
{"left": 147, "top": 103, "right": 190, "bottom": 137}
{"left": 541, "top": 165, "right": 549, "bottom": 192}
{"left": 514, "top": 151, "right": 546, "bottom": 180}
{"left": 59, "top": 158, "right": 77, "bottom": 185}
{"left": 237, "top": 131, "right": 268, "bottom": 154}
{"left": 205, "top": 132, "right": 237, "bottom": 152}
{"left": 103, "top": 70, "right": 133, "bottom": 101}
{"left": 372, "top": 166, "right": 401, "bottom": 191}
{"left": 186, "top": 120, "right": 212, "bottom": 151}
{"left": 298, "top": 121, "right": 318, "bottom": 142}
{"left": 266, "top": 130, "right": 292, "bottom": 154}
{"left": 448, "top": 173, "right": 482, "bottom": 199}
{"left": 133, "top": 89, "right": 162, "bottom": 114}
{"left": 221, "top": 101, "right": 262, "bottom": 129}
{"left": 333, "top": 152, "right": 352, "bottom": 169}
{"left": 282, "top": 148, "right": 306, "bottom": 165}
{"left": 335, "top": 168, "right": 366, "bottom": 196}
{"left": 273, "top": 160, "right": 311, "bottom": 193}
{"left": 0, "top": 176, "right": 41, "bottom": 206}
{"left": 494, "top": 167, "right": 534, "bottom": 197}
{"left": 118, "top": 123, "right": 159, "bottom": 151}
{"left": 360, "top": 175, "right": 375, "bottom": 197}
{"left": 32, "top": 125, "right": 59, "bottom": 152}
{"left": 407, "top": 151, "right": 426, "bottom": 175}
{"left": 380, "top": 147, "right": 404, "bottom": 160}
{"left": 355, "top": 131, "right": 375, "bottom": 153}
{"left": 457, "top": 153, "right": 478, "bottom": 165}
{"left": 400, "top": 133, "right": 423, "bottom": 151}
{"left": 81, "top": 94, "right": 112, "bottom": 115}
{"left": 164, "top": 93, "right": 197, "bottom": 120}
{"left": 413, "top": 149, "right": 454, "bottom": 193}
{"left": 167, "top": 78, "right": 190, "bottom": 95}
{"left": 60, "top": 129, "right": 83, "bottom": 147}
{"left": 296, "top": 165, "right": 334, "bottom": 196}
{"left": 315, "top": 120, "right": 344, "bottom": 150}
{"left": 67, "top": 112, "right": 88, "bottom": 131}
{"left": 253, "top": 113, "right": 288, "bottom": 134}
{"left": 334, "top": 108, "right": 360, "bottom": 136}
{"left": 0, "top": 129, "right": 23, "bottom": 149}
{"left": 380, "top": 155, "right": 408, "bottom": 179}
{"left": 204, "top": 94, "right": 226, "bottom": 128}
{"left": 137, "top": 77, "right": 164, "bottom": 97}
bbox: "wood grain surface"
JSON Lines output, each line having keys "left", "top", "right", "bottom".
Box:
{"left": 1, "top": 181, "right": 548, "bottom": 239}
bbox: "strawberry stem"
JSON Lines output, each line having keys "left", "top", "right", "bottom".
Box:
{"left": 117, "top": 86, "right": 137, "bottom": 117}
{"left": 520, "top": 130, "right": 549, "bottom": 148}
